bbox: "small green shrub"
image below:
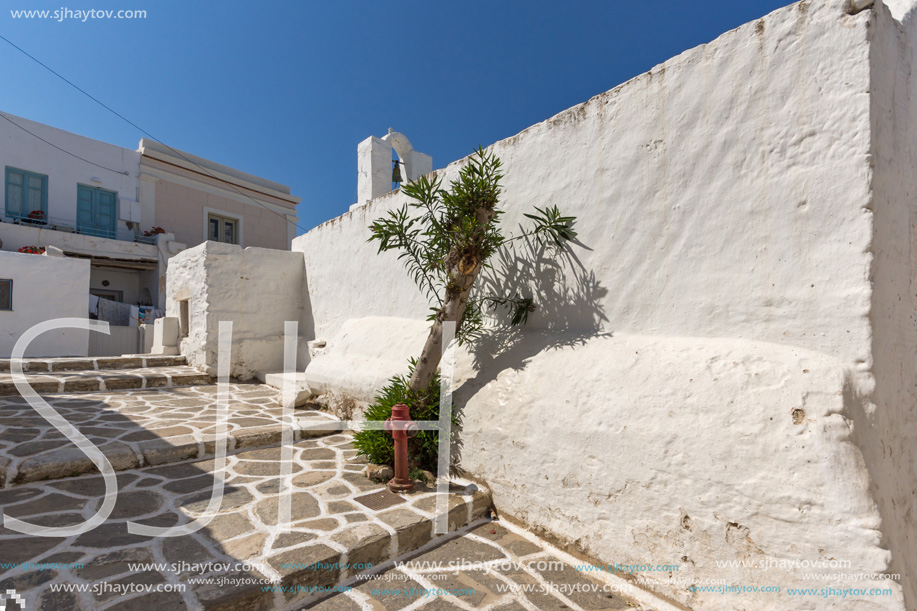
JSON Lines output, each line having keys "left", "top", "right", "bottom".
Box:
{"left": 352, "top": 359, "right": 458, "bottom": 473}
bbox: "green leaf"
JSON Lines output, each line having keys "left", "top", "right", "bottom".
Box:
{"left": 352, "top": 360, "right": 459, "bottom": 474}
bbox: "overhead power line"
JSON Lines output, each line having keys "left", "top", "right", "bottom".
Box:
{"left": 0, "top": 111, "right": 130, "bottom": 175}
{"left": 0, "top": 32, "right": 311, "bottom": 235}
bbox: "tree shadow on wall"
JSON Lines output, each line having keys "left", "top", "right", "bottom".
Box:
{"left": 450, "top": 231, "right": 609, "bottom": 472}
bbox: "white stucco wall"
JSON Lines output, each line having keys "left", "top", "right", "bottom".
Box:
{"left": 300, "top": 0, "right": 876, "bottom": 364}
{"left": 157, "top": 0, "right": 916, "bottom": 608}
{"left": 455, "top": 334, "right": 894, "bottom": 610}
{"left": 859, "top": 2, "right": 917, "bottom": 605}
{"left": 287, "top": 1, "right": 912, "bottom": 609}
{"left": 0, "top": 251, "right": 90, "bottom": 357}
{"left": 304, "top": 316, "right": 429, "bottom": 402}
{"left": 166, "top": 241, "right": 305, "bottom": 379}
{"left": 90, "top": 267, "right": 141, "bottom": 305}
{"left": 296, "top": 203, "right": 431, "bottom": 347}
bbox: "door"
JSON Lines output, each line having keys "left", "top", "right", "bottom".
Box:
{"left": 77, "top": 185, "right": 117, "bottom": 238}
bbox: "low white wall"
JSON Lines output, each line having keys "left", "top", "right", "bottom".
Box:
{"left": 456, "top": 333, "right": 890, "bottom": 610}
{"left": 0, "top": 251, "right": 90, "bottom": 357}
{"left": 304, "top": 316, "right": 429, "bottom": 401}
{"left": 289, "top": 2, "right": 911, "bottom": 609}
{"left": 166, "top": 241, "right": 304, "bottom": 379}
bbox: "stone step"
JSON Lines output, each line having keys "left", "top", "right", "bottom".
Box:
{"left": 306, "top": 520, "right": 663, "bottom": 611}
{"left": 256, "top": 370, "right": 312, "bottom": 407}
{"left": 0, "top": 383, "right": 340, "bottom": 487}
{"left": 0, "top": 433, "right": 491, "bottom": 611}
{"left": 0, "top": 354, "right": 187, "bottom": 373}
{"left": 0, "top": 364, "right": 210, "bottom": 397}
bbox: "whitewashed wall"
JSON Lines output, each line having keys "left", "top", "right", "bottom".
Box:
{"left": 859, "top": 1, "right": 917, "bottom": 606}
{"left": 288, "top": 1, "right": 912, "bottom": 609}
{"left": 300, "top": 2, "right": 875, "bottom": 364}
{"left": 166, "top": 241, "right": 304, "bottom": 379}
{"left": 0, "top": 251, "right": 90, "bottom": 357}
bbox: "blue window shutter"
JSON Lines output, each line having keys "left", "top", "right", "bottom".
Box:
{"left": 39, "top": 174, "right": 47, "bottom": 214}
{"left": 97, "top": 189, "right": 116, "bottom": 238}
{"left": 26, "top": 174, "right": 44, "bottom": 214}
{"left": 5, "top": 168, "right": 25, "bottom": 217}
{"left": 76, "top": 185, "right": 117, "bottom": 238}
{"left": 5, "top": 168, "right": 46, "bottom": 219}
{"left": 77, "top": 185, "right": 94, "bottom": 233}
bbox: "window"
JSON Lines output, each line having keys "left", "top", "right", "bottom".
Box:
{"left": 208, "top": 213, "right": 238, "bottom": 244}
{"left": 0, "top": 279, "right": 11, "bottom": 311}
{"left": 5, "top": 167, "right": 48, "bottom": 222}
{"left": 179, "top": 299, "right": 190, "bottom": 338}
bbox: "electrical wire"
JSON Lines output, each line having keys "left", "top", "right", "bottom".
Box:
{"left": 0, "top": 112, "right": 131, "bottom": 175}
{"left": 0, "top": 32, "right": 312, "bottom": 235}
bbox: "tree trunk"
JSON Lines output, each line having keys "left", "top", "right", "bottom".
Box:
{"left": 408, "top": 207, "right": 495, "bottom": 391}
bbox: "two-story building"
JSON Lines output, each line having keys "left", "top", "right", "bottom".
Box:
{"left": 0, "top": 111, "right": 300, "bottom": 357}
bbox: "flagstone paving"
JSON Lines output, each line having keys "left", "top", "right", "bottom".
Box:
{"left": 0, "top": 364, "right": 212, "bottom": 397}
{"left": 0, "top": 355, "right": 187, "bottom": 374}
{"left": 0, "top": 384, "right": 339, "bottom": 486}
{"left": 301, "top": 520, "right": 658, "bottom": 611}
{"left": 0, "top": 358, "right": 672, "bottom": 611}
{"left": 0, "top": 433, "right": 491, "bottom": 611}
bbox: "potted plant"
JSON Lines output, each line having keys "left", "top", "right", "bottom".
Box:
{"left": 23, "top": 210, "right": 47, "bottom": 225}
{"left": 18, "top": 245, "right": 46, "bottom": 255}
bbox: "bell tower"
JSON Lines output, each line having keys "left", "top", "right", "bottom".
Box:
{"left": 355, "top": 129, "right": 432, "bottom": 208}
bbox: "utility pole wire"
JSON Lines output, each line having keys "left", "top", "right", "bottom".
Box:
{"left": 0, "top": 32, "right": 310, "bottom": 235}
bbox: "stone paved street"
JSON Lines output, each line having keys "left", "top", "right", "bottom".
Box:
{"left": 0, "top": 356, "right": 188, "bottom": 374}
{"left": 303, "top": 520, "right": 664, "bottom": 611}
{"left": 0, "top": 360, "right": 673, "bottom": 611}
{"left": 0, "top": 432, "right": 490, "bottom": 610}
{"left": 0, "top": 383, "right": 338, "bottom": 486}
{"left": 0, "top": 365, "right": 211, "bottom": 396}
{"left": 0, "top": 355, "right": 202, "bottom": 396}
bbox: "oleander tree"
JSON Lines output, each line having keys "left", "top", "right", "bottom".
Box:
{"left": 368, "top": 146, "right": 577, "bottom": 392}
{"left": 355, "top": 146, "right": 578, "bottom": 471}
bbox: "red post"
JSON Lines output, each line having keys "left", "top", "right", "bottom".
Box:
{"left": 384, "top": 403, "right": 418, "bottom": 492}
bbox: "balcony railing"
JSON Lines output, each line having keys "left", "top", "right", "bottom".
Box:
{"left": 3, "top": 211, "right": 158, "bottom": 245}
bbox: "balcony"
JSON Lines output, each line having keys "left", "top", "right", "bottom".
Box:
{"left": 3, "top": 210, "right": 158, "bottom": 244}
{"left": 0, "top": 213, "right": 161, "bottom": 267}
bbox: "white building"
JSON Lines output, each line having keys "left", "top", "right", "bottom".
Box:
{"left": 0, "top": 111, "right": 300, "bottom": 356}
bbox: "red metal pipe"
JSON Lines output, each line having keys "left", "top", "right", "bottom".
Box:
{"left": 384, "top": 403, "right": 418, "bottom": 492}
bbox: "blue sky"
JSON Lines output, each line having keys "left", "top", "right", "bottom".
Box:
{"left": 1, "top": 0, "right": 792, "bottom": 234}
